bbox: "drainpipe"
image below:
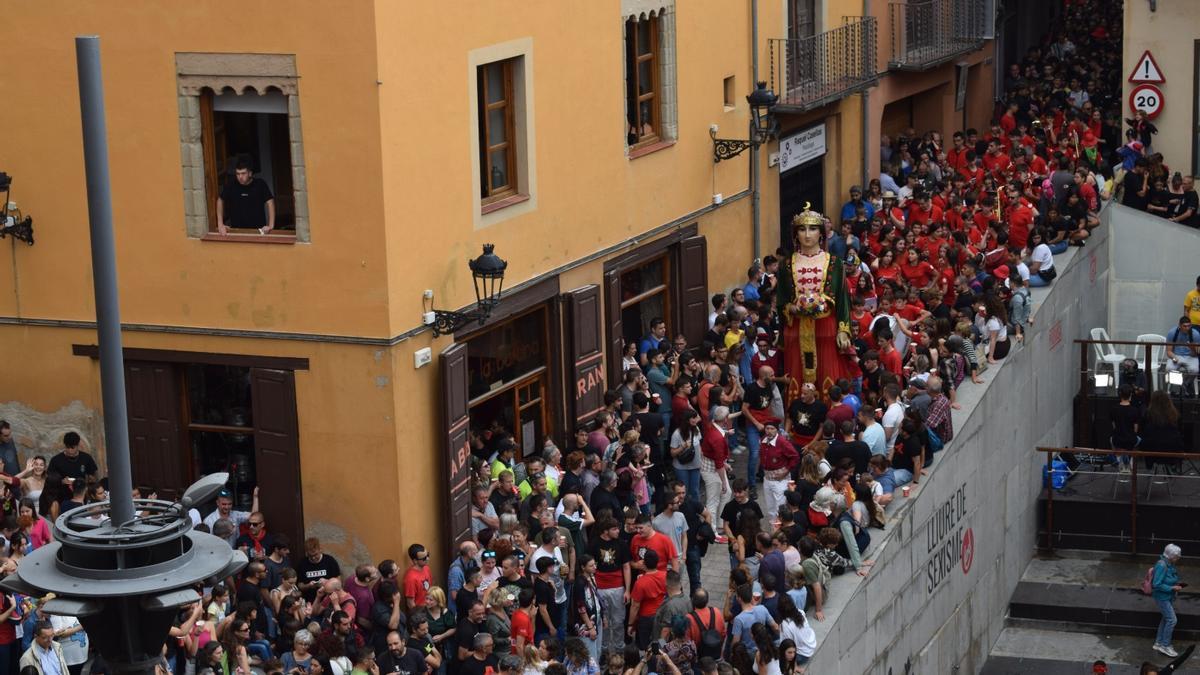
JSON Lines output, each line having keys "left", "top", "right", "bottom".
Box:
{"left": 751, "top": 0, "right": 762, "bottom": 260}
{"left": 861, "top": 0, "right": 871, "bottom": 189}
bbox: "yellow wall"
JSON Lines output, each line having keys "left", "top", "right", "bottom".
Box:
{"left": 0, "top": 0, "right": 781, "bottom": 567}
{"left": 374, "top": 0, "right": 759, "bottom": 335}
{"left": 0, "top": 2, "right": 392, "bottom": 338}
{"left": 1123, "top": 0, "right": 1193, "bottom": 173}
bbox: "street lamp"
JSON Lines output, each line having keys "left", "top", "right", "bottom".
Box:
{"left": 425, "top": 244, "right": 509, "bottom": 336}
{"left": 711, "top": 81, "right": 779, "bottom": 162}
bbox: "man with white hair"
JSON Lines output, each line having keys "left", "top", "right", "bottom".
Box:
{"left": 700, "top": 406, "right": 732, "bottom": 536}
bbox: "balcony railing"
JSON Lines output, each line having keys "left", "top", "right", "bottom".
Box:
{"left": 768, "top": 16, "right": 878, "bottom": 113}
{"left": 888, "top": 0, "right": 990, "bottom": 71}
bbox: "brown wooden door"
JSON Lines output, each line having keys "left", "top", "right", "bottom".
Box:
{"left": 250, "top": 368, "right": 304, "bottom": 547}
{"left": 604, "top": 270, "right": 624, "bottom": 388}
{"left": 442, "top": 343, "right": 472, "bottom": 557}
{"left": 678, "top": 235, "right": 709, "bottom": 348}
{"left": 565, "top": 285, "right": 605, "bottom": 427}
{"left": 125, "top": 362, "right": 187, "bottom": 501}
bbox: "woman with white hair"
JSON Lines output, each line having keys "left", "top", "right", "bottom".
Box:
{"left": 281, "top": 628, "right": 315, "bottom": 673}
{"left": 1152, "top": 543, "right": 1185, "bottom": 658}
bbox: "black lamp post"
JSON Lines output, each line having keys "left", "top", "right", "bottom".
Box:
{"left": 711, "top": 81, "right": 779, "bottom": 163}
{"left": 428, "top": 244, "right": 509, "bottom": 336}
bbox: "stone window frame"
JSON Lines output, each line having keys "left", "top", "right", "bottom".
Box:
{"left": 622, "top": 2, "right": 678, "bottom": 157}
{"left": 175, "top": 53, "right": 310, "bottom": 243}
{"left": 468, "top": 38, "right": 539, "bottom": 230}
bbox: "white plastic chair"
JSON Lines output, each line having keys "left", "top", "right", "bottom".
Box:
{"left": 1135, "top": 333, "right": 1167, "bottom": 389}
{"left": 1090, "top": 327, "right": 1126, "bottom": 388}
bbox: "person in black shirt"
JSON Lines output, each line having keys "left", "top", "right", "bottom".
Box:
{"left": 826, "top": 420, "right": 872, "bottom": 478}
{"left": 459, "top": 633, "right": 499, "bottom": 675}
{"left": 786, "top": 383, "right": 827, "bottom": 447}
{"left": 378, "top": 630, "right": 429, "bottom": 675}
{"left": 1111, "top": 383, "right": 1141, "bottom": 472}
{"left": 454, "top": 601, "right": 487, "bottom": 669}
{"left": 632, "top": 393, "right": 666, "bottom": 463}
{"left": 295, "top": 538, "right": 342, "bottom": 602}
{"left": 1168, "top": 175, "right": 1199, "bottom": 227}
{"left": 218, "top": 155, "right": 276, "bottom": 234}
{"left": 48, "top": 432, "right": 98, "bottom": 486}
{"left": 1122, "top": 158, "right": 1151, "bottom": 211}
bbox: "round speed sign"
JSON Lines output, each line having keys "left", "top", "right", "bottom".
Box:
{"left": 1129, "top": 83, "right": 1164, "bottom": 119}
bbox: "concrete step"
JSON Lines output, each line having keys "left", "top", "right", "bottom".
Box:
{"left": 1009, "top": 580, "right": 1200, "bottom": 638}
{"left": 984, "top": 625, "right": 1200, "bottom": 674}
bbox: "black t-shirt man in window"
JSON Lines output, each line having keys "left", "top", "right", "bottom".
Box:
{"left": 48, "top": 432, "right": 98, "bottom": 487}
{"left": 218, "top": 155, "right": 275, "bottom": 234}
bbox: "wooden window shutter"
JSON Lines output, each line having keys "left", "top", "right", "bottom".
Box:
{"left": 677, "top": 235, "right": 709, "bottom": 347}
{"left": 604, "top": 270, "right": 624, "bottom": 388}
{"left": 565, "top": 285, "right": 605, "bottom": 427}
{"left": 441, "top": 343, "right": 472, "bottom": 556}
{"left": 250, "top": 368, "right": 304, "bottom": 547}
{"left": 124, "top": 362, "right": 186, "bottom": 502}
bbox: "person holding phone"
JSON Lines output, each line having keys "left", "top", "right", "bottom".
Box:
{"left": 1151, "top": 544, "right": 1185, "bottom": 658}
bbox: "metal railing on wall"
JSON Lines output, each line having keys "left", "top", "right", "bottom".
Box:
{"left": 768, "top": 16, "right": 877, "bottom": 112}
{"left": 1038, "top": 447, "right": 1200, "bottom": 556}
{"left": 888, "top": 0, "right": 987, "bottom": 70}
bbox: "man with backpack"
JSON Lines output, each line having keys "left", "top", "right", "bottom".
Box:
{"left": 685, "top": 588, "right": 726, "bottom": 660}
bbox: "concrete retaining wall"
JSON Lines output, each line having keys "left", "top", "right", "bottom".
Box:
{"left": 803, "top": 213, "right": 1112, "bottom": 674}
{"left": 1107, "top": 203, "right": 1200, "bottom": 341}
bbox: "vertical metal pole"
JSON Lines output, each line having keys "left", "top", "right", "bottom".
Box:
{"left": 1044, "top": 451, "right": 1054, "bottom": 553}
{"left": 750, "top": 0, "right": 762, "bottom": 260}
{"left": 75, "top": 36, "right": 135, "bottom": 526}
{"left": 1130, "top": 451, "right": 1138, "bottom": 556}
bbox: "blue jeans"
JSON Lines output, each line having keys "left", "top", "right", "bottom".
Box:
{"left": 686, "top": 545, "right": 703, "bottom": 594}
{"left": 1028, "top": 272, "right": 1052, "bottom": 287}
{"left": 675, "top": 467, "right": 700, "bottom": 503}
{"left": 745, "top": 424, "right": 762, "bottom": 490}
{"left": 247, "top": 640, "right": 273, "bottom": 663}
{"left": 1157, "top": 597, "right": 1178, "bottom": 646}
{"left": 893, "top": 469, "right": 914, "bottom": 486}
{"left": 1048, "top": 240, "right": 1069, "bottom": 254}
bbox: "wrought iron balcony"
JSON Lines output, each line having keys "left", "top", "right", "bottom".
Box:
{"left": 768, "top": 16, "right": 878, "bottom": 113}
{"left": 888, "top": 0, "right": 991, "bottom": 71}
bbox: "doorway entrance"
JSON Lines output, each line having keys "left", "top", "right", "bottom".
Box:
{"left": 779, "top": 158, "right": 824, "bottom": 251}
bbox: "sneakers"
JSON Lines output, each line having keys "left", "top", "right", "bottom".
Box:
{"left": 1154, "top": 643, "right": 1179, "bottom": 658}
{"left": 714, "top": 535, "right": 730, "bottom": 544}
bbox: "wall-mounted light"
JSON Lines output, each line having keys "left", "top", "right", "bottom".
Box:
{"left": 1093, "top": 373, "right": 1113, "bottom": 388}
{"left": 0, "top": 173, "right": 34, "bottom": 245}
{"left": 423, "top": 244, "right": 508, "bottom": 337}
{"left": 711, "top": 81, "right": 780, "bottom": 163}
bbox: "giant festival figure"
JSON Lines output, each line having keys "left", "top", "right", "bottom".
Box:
{"left": 777, "top": 205, "right": 852, "bottom": 397}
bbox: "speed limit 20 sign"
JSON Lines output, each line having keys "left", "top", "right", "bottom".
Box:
{"left": 1129, "top": 83, "right": 1164, "bottom": 119}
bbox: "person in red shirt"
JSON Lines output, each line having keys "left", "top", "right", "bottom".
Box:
{"left": 1074, "top": 168, "right": 1098, "bottom": 211}
{"left": 907, "top": 194, "right": 944, "bottom": 229}
{"left": 510, "top": 587, "right": 537, "bottom": 653}
{"left": 758, "top": 422, "right": 799, "bottom": 522}
{"left": 826, "top": 385, "right": 855, "bottom": 428}
{"left": 686, "top": 588, "right": 727, "bottom": 650}
{"left": 630, "top": 514, "right": 678, "bottom": 573}
{"left": 893, "top": 293, "right": 929, "bottom": 325}
{"left": 881, "top": 192, "right": 906, "bottom": 229}
{"left": 944, "top": 197, "right": 966, "bottom": 232}
{"left": 1005, "top": 186, "right": 1035, "bottom": 251}
{"left": 403, "top": 543, "right": 433, "bottom": 610}
{"left": 1028, "top": 152, "right": 1048, "bottom": 178}
{"left": 946, "top": 131, "right": 971, "bottom": 176}
{"left": 873, "top": 249, "right": 901, "bottom": 286}
{"left": 627, "top": 549, "right": 667, "bottom": 649}
{"left": 899, "top": 248, "right": 937, "bottom": 289}
{"left": 983, "top": 140, "right": 1011, "bottom": 176}
{"left": 749, "top": 331, "right": 781, "bottom": 380}
{"left": 879, "top": 332, "right": 904, "bottom": 376}
{"left": 999, "top": 102, "right": 1018, "bottom": 135}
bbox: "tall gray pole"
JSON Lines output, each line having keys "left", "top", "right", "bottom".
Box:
{"left": 750, "top": 0, "right": 762, "bottom": 260}
{"left": 75, "top": 36, "right": 134, "bottom": 526}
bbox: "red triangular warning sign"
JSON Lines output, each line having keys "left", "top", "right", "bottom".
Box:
{"left": 1129, "top": 51, "right": 1165, "bottom": 83}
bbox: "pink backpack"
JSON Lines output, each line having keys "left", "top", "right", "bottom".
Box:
{"left": 1142, "top": 564, "right": 1156, "bottom": 595}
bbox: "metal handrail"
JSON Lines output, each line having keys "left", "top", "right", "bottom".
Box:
{"left": 888, "top": 0, "right": 987, "bottom": 70}
{"left": 768, "top": 16, "right": 877, "bottom": 111}
{"left": 1037, "top": 447, "right": 1200, "bottom": 556}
